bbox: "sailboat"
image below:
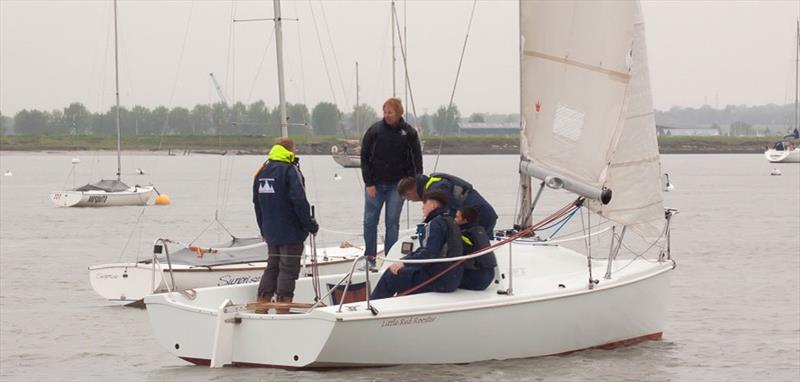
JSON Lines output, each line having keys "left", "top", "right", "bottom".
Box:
{"left": 144, "top": 1, "right": 676, "bottom": 368}
{"left": 765, "top": 20, "right": 800, "bottom": 163}
{"left": 331, "top": 140, "right": 361, "bottom": 168}
{"left": 49, "top": 0, "right": 154, "bottom": 207}
{"left": 331, "top": 62, "right": 363, "bottom": 168}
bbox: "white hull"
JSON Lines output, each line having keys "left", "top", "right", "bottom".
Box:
{"left": 332, "top": 154, "right": 361, "bottom": 168}
{"left": 50, "top": 186, "right": 154, "bottom": 207}
{"left": 145, "top": 241, "right": 674, "bottom": 368}
{"left": 764, "top": 148, "right": 800, "bottom": 163}
{"left": 90, "top": 244, "right": 366, "bottom": 305}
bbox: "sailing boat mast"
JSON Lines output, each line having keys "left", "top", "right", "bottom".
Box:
{"left": 391, "top": 0, "right": 397, "bottom": 97}
{"left": 274, "top": 0, "right": 288, "bottom": 137}
{"left": 113, "top": 0, "right": 122, "bottom": 181}
{"left": 355, "top": 61, "right": 360, "bottom": 136}
{"left": 795, "top": 19, "right": 798, "bottom": 132}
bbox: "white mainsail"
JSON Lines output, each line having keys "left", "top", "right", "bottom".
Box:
{"left": 520, "top": 1, "right": 635, "bottom": 193}
{"left": 588, "top": 3, "right": 666, "bottom": 244}
{"left": 520, "top": 1, "right": 664, "bottom": 243}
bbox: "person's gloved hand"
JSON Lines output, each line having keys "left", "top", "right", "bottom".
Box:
{"left": 309, "top": 218, "right": 319, "bottom": 235}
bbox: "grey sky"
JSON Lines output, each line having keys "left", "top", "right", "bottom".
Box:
{"left": 1, "top": 0, "right": 798, "bottom": 117}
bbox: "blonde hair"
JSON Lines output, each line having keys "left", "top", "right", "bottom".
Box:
{"left": 274, "top": 137, "right": 295, "bottom": 152}
{"left": 383, "top": 97, "right": 404, "bottom": 116}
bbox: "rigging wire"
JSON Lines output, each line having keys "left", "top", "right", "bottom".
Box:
{"left": 116, "top": 205, "right": 148, "bottom": 262}
{"left": 292, "top": 1, "right": 309, "bottom": 122}
{"left": 317, "top": 0, "right": 352, "bottom": 110}
{"left": 432, "top": 0, "right": 479, "bottom": 172}
{"left": 307, "top": 0, "right": 339, "bottom": 105}
{"left": 391, "top": 5, "right": 420, "bottom": 127}
{"left": 157, "top": 0, "right": 196, "bottom": 149}
{"left": 225, "top": 0, "right": 238, "bottom": 108}
{"left": 245, "top": 25, "right": 277, "bottom": 104}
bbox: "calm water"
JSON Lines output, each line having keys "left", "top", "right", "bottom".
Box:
{"left": 0, "top": 153, "right": 798, "bottom": 382}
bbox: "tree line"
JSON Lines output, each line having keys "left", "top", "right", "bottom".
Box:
{"left": 0, "top": 100, "right": 519, "bottom": 137}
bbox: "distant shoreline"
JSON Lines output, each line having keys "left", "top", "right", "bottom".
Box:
{"left": 0, "top": 135, "right": 782, "bottom": 155}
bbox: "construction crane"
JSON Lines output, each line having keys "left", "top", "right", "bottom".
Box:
{"left": 209, "top": 72, "right": 235, "bottom": 126}
{"left": 209, "top": 73, "right": 230, "bottom": 110}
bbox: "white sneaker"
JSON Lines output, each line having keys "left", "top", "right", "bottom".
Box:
{"left": 356, "top": 258, "right": 378, "bottom": 272}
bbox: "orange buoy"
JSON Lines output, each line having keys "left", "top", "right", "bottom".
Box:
{"left": 155, "top": 194, "right": 171, "bottom": 205}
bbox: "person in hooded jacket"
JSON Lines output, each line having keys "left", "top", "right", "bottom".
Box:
{"left": 454, "top": 207, "right": 497, "bottom": 291}
{"left": 360, "top": 98, "right": 423, "bottom": 266}
{"left": 397, "top": 173, "right": 498, "bottom": 237}
{"left": 370, "top": 190, "right": 463, "bottom": 300}
{"left": 253, "top": 138, "right": 319, "bottom": 311}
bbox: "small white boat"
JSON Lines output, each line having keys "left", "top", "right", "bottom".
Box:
{"left": 764, "top": 144, "right": 800, "bottom": 163}
{"left": 145, "top": 0, "right": 677, "bottom": 369}
{"left": 3, "top": 170, "right": 11, "bottom": 177}
{"left": 90, "top": 237, "right": 371, "bottom": 306}
{"left": 50, "top": 0, "right": 160, "bottom": 207}
{"left": 331, "top": 141, "right": 361, "bottom": 168}
{"left": 50, "top": 180, "right": 154, "bottom": 207}
{"left": 771, "top": 168, "right": 782, "bottom": 176}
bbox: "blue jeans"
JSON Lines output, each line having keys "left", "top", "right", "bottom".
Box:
{"left": 363, "top": 181, "right": 404, "bottom": 258}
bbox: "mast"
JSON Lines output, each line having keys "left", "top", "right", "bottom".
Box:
{"left": 355, "top": 61, "right": 360, "bottom": 136}
{"left": 403, "top": 0, "right": 408, "bottom": 120}
{"left": 515, "top": 0, "right": 531, "bottom": 228}
{"left": 391, "top": 0, "right": 397, "bottom": 97}
{"left": 274, "top": 0, "right": 288, "bottom": 137}
{"left": 113, "top": 0, "right": 121, "bottom": 181}
{"left": 795, "top": 19, "right": 798, "bottom": 132}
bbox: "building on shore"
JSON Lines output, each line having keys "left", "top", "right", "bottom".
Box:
{"left": 456, "top": 122, "right": 520, "bottom": 135}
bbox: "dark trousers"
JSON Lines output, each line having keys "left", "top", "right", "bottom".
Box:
{"left": 459, "top": 268, "right": 495, "bottom": 290}
{"left": 257, "top": 243, "right": 304, "bottom": 298}
{"left": 370, "top": 267, "right": 432, "bottom": 300}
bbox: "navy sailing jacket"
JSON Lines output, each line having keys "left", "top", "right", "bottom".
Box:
{"left": 404, "top": 207, "right": 463, "bottom": 293}
{"left": 460, "top": 222, "right": 497, "bottom": 270}
{"left": 414, "top": 174, "right": 499, "bottom": 232}
{"left": 253, "top": 145, "right": 317, "bottom": 246}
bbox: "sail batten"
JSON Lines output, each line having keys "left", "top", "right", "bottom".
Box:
{"left": 520, "top": 1, "right": 635, "bottom": 189}
{"left": 522, "top": 50, "right": 632, "bottom": 82}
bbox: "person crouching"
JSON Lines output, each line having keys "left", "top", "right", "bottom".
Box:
{"left": 370, "top": 190, "right": 463, "bottom": 300}
{"left": 455, "top": 207, "right": 497, "bottom": 291}
{"left": 252, "top": 138, "right": 319, "bottom": 312}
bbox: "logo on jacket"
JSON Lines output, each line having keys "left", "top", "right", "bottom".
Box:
{"left": 258, "top": 178, "right": 276, "bottom": 193}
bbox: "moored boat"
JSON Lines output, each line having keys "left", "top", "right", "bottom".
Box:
{"left": 90, "top": 236, "right": 373, "bottom": 306}
{"left": 50, "top": 180, "right": 154, "bottom": 207}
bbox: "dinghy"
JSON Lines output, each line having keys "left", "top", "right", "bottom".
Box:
{"left": 90, "top": 237, "right": 373, "bottom": 306}
{"left": 145, "top": 0, "right": 677, "bottom": 368}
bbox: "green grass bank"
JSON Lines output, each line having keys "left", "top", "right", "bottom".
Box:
{"left": 0, "top": 134, "right": 781, "bottom": 155}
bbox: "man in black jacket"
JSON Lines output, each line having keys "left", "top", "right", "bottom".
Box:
{"left": 253, "top": 138, "right": 318, "bottom": 311}
{"left": 360, "top": 98, "right": 423, "bottom": 265}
